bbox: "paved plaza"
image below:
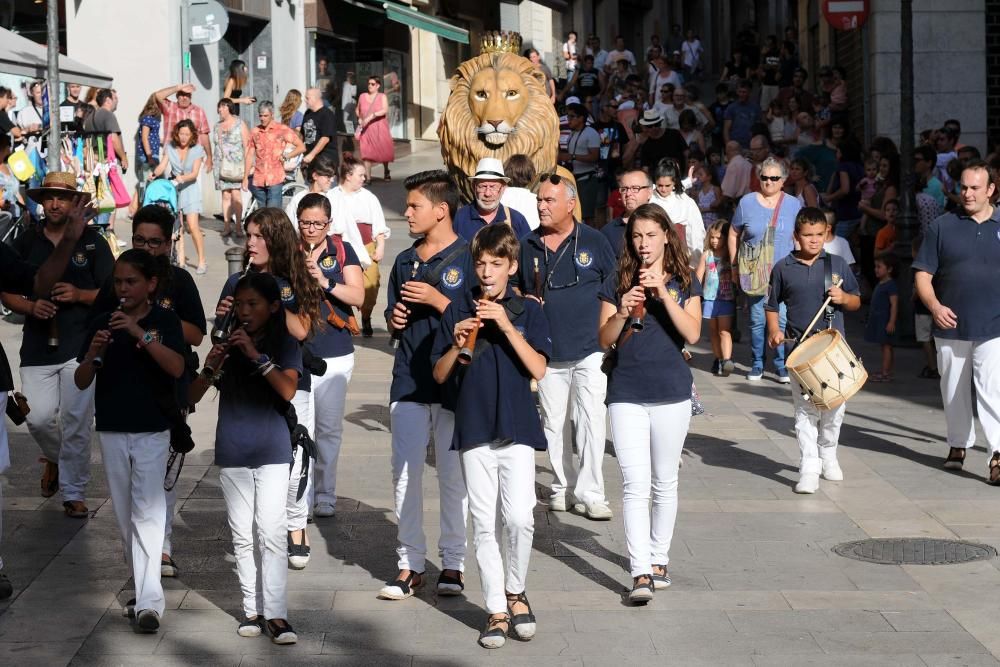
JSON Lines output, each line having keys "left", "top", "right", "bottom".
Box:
{"left": 1, "top": 144, "right": 1000, "bottom": 666}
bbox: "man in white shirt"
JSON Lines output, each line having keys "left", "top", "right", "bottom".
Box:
{"left": 648, "top": 56, "right": 682, "bottom": 100}
{"left": 586, "top": 34, "right": 609, "bottom": 72}
{"left": 661, "top": 87, "right": 709, "bottom": 131}
{"left": 605, "top": 35, "right": 636, "bottom": 74}
{"left": 681, "top": 30, "right": 703, "bottom": 79}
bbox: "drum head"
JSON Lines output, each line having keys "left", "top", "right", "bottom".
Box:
{"left": 787, "top": 329, "right": 837, "bottom": 368}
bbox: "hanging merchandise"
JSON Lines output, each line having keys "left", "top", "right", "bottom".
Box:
{"left": 94, "top": 136, "right": 116, "bottom": 214}
{"left": 7, "top": 147, "right": 35, "bottom": 182}
{"left": 106, "top": 134, "right": 131, "bottom": 208}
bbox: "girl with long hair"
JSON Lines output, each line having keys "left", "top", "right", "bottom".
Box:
{"left": 279, "top": 89, "right": 304, "bottom": 131}
{"left": 596, "top": 204, "right": 702, "bottom": 604}
{"left": 135, "top": 94, "right": 162, "bottom": 180}
{"left": 152, "top": 119, "right": 207, "bottom": 273}
{"left": 695, "top": 219, "right": 735, "bottom": 375}
{"left": 222, "top": 59, "right": 255, "bottom": 113}
{"left": 190, "top": 272, "right": 301, "bottom": 644}
{"left": 75, "top": 250, "right": 186, "bottom": 633}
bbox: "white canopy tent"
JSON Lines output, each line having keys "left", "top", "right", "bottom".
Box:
{"left": 0, "top": 26, "right": 112, "bottom": 88}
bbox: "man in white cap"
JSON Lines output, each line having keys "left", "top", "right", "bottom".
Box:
{"left": 454, "top": 158, "right": 532, "bottom": 242}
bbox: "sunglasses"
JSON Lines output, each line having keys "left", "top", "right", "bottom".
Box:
{"left": 760, "top": 175, "right": 783, "bottom": 183}
{"left": 540, "top": 172, "right": 563, "bottom": 185}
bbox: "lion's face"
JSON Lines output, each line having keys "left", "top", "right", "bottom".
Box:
{"left": 467, "top": 68, "right": 530, "bottom": 146}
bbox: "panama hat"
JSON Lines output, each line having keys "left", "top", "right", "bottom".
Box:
{"left": 26, "top": 171, "right": 90, "bottom": 203}
{"left": 470, "top": 157, "right": 510, "bottom": 182}
{"left": 638, "top": 109, "right": 664, "bottom": 126}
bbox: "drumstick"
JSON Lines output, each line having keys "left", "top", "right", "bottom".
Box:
{"left": 796, "top": 278, "right": 844, "bottom": 345}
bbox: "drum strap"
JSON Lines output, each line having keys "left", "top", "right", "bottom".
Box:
{"left": 822, "top": 254, "right": 835, "bottom": 325}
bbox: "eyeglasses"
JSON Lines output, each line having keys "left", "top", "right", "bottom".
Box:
{"left": 619, "top": 185, "right": 651, "bottom": 194}
{"left": 760, "top": 175, "right": 783, "bottom": 182}
{"left": 132, "top": 235, "right": 166, "bottom": 249}
{"left": 299, "top": 219, "right": 331, "bottom": 229}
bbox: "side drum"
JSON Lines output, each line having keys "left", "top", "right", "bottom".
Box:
{"left": 785, "top": 329, "right": 867, "bottom": 410}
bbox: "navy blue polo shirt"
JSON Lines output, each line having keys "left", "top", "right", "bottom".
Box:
{"left": 516, "top": 224, "right": 616, "bottom": 362}
{"left": 78, "top": 305, "right": 185, "bottom": 433}
{"left": 308, "top": 238, "right": 360, "bottom": 360}
{"left": 453, "top": 203, "right": 532, "bottom": 243}
{"left": 600, "top": 216, "right": 627, "bottom": 257}
{"left": 765, "top": 251, "right": 860, "bottom": 343}
{"left": 385, "top": 237, "right": 473, "bottom": 407}
{"left": 599, "top": 273, "right": 702, "bottom": 405}
{"left": 214, "top": 333, "right": 303, "bottom": 468}
{"left": 913, "top": 209, "right": 1000, "bottom": 341}
{"left": 13, "top": 226, "right": 114, "bottom": 366}
{"left": 432, "top": 286, "right": 552, "bottom": 450}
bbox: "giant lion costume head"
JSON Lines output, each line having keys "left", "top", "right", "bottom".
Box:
{"left": 438, "top": 49, "right": 560, "bottom": 202}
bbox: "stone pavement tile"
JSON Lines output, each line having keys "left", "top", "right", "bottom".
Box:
{"left": 571, "top": 609, "right": 732, "bottom": 634}
{"left": 332, "top": 591, "right": 430, "bottom": 612}
{"left": 549, "top": 629, "right": 657, "bottom": 657}
{"left": 914, "top": 499, "right": 1000, "bottom": 525}
{"left": 919, "top": 655, "right": 1000, "bottom": 666}
{"left": 856, "top": 518, "right": 957, "bottom": 539}
{"left": 704, "top": 566, "right": 858, "bottom": 591}
{"left": 179, "top": 589, "right": 334, "bottom": 611}
{"left": 0, "top": 641, "right": 79, "bottom": 667}
{"left": 78, "top": 629, "right": 164, "bottom": 655}
{"left": 880, "top": 610, "right": 964, "bottom": 632}
{"left": 650, "top": 629, "right": 823, "bottom": 656}
{"left": 944, "top": 524, "right": 1000, "bottom": 540}
{"left": 153, "top": 631, "right": 324, "bottom": 655}
{"left": 248, "top": 657, "right": 415, "bottom": 667}
{"left": 11, "top": 586, "right": 118, "bottom": 610}
{"left": 727, "top": 609, "right": 892, "bottom": 633}
{"left": 716, "top": 499, "right": 842, "bottom": 513}
{"left": 782, "top": 591, "right": 939, "bottom": 610}
{"left": 946, "top": 608, "right": 1000, "bottom": 659}
{"left": 752, "top": 655, "right": 926, "bottom": 667}
{"left": 73, "top": 656, "right": 240, "bottom": 667}
{"left": 0, "top": 606, "right": 105, "bottom": 643}
{"left": 646, "top": 590, "right": 791, "bottom": 611}
{"left": 811, "top": 631, "right": 988, "bottom": 655}
{"left": 2, "top": 496, "right": 46, "bottom": 510}
{"left": 835, "top": 560, "right": 924, "bottom": 592}
{"left": 832, "top": 501, "right": 934, "bottom": 522}
{"left": 902, "top": 562, "right": 1000, "bottom": 609}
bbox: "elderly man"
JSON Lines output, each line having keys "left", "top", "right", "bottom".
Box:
{"left": 301, "top": 87, "right": 338, "bottom": 171}
{"left": 155, "top": 83, "right": 211, "bottom": 170}
{"left": 601, "top": 168, "right": 653, "bottom": 255}
{"left": 661, "top": 86, "right": 709, "bottom": 132}
{"left": 0, "top": 181, "right": 92, "bottom": 599}
{"left": 1, "top": 173, "right": 113, "bottom": 518}
{"left": 244, "top": 101, "right": 305, "bottom": 209}
{"left": 914, "top": 160, "right": 1000, "bottom": 482}
{"left": 453, "top": 158, "right": 531, "bottom": 242}
{"left": 517, "top": 175, "right": 617, "bottom": 520}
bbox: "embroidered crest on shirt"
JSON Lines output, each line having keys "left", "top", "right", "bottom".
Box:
{"left": 146, "top": 328, "right": 162, "bottom": 344}
{"left": 71, "top": 251, "right": 88, "bottom": 267}
{"left": 158, "top": 297, "right": 174, "bottom": 311}
{"left": 320, "top": 255, "right": 337, "bottom": 270}
{"left": 442, "top": 266, "right": 464, "bottom": 289}
{"left": 575, "top": 249, "right": 593, "bottom": 268}
{"left": 832, "top": 273, "right": 842, "bottom": 286}
{"left": 280, "top": 285, "right": 294, "bottom": 302}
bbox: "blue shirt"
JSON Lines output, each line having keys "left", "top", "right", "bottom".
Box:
{"left": 516, "top": 224, "right": 617, "bottom": 362}
{"left": 765, "top": 251, "right": 860, "bottom": 343}
{"left": 307, "top": 238, "right": 360, "bottom": 360}
{"left": 913, "top": 208, "right": 1000, "bottom": 341}
{"left": 431, "top": 286, "right": 552, "bottom": 450}
{"left": 385, "top": 237, "right": 473, "bottom": 406}
{"left": 723, "top": 100, "right": 761, "bottom": 148}
{"left": 453, "top": 203, "right": 532, "bottom": 243}
{"left": 731, "top": 192, "right": 802, "bottom": 268}
{"left": 600, "top": 216, "right": 627, "bottom": 257}
{"left": 598, "top": 273, "right": 702, "bottom": 405}
{"left": 214, "top": 333, "right": 303, "bottom": 468}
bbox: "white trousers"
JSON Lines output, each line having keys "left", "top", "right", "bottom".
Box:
{"left": 609, "top": 401, "right": 690, "bottom": 578}
{"left": 461, "top": 443, "right": 536, "bottom": 614}
{"left": 220, "top": 464, "right": 290, "bottom": 620}
{"left": 311, "top": 353, "right": 354, "bottom": 506}
{"left": 163, "top": 485, "right": 177, "bottom": 556}
{"left": 0, "top": 394, "right": 7, "bottom": 571}
{"left": 99, "top": 431, "right": 169, "bottom": 615}
{"left": 791, "top": 387, "right": 846, "bottom": 474}
{"left": 286, "top": 389, "right": 315, "bottom": 531}
{"left": 389, "top": 402, "right": 467, "bottom": 573}
{"left": 537, "top": 351, "right": 608, "bottom": 504}
{"left": 21, "top": 360, "right": 95, "bottom": 501}
{"left": 937, "top": 337, "right": 1000, "bottom": 453}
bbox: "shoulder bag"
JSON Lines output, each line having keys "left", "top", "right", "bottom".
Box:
{"left": 737, "top": 193, "right": 783, "bottom": 297}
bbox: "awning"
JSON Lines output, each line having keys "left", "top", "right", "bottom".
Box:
{"left": 0, "top": 27, "right": 113, "bottom": 89}
{"left": 384, "top": 4, "right": 468, "bottom": 44}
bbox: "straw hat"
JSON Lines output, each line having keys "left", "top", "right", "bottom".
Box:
{"left": 26, "top": 172, "right": 90, "bottom": 203}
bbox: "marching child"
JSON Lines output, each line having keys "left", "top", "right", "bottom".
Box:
{"left": 597, "top": 204, "right": 702, "bottom": 605}
{"left": 75, "top": 249, "right": 187, "bottom": 633}
{"left": 695, "top": 219, "right": 734, "bottom": 376}
{"left": 380, "top": 170, "right": 471, "bottom": 600}
{"left": 190, "top": 272, "right": 302, "bottom": 645}
{"left": 431, "top": 224, "right": 550, "bottom": 649}
{"left": 865, "top": 251, "right": 899, "bottom": 382}
{"left": 766, "top": 207, "right": 861, "bottom": 494}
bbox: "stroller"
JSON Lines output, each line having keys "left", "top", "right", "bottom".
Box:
{"left": 143, "top": 178, "right": 181, "bottom": 267}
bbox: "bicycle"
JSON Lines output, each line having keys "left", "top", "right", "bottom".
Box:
{"left": 242, "top": 180, "right": 307, "bottom": 222}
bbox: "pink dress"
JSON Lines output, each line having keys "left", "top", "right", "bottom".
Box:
{"left": 358, "top": 93, "right": 395, "bottom": 164}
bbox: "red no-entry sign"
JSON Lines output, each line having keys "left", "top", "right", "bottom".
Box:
{"left": 822, "top": 0, "right": 870, "bottom": 31}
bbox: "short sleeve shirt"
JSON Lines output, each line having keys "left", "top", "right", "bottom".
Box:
{"left": 567, "top": 126, "right": 602, "bottom": 176}
{"left": 301, "top": 107, "right": 338, "bottom": 162}
{"left": 453, "top": 204, "right": 532, "bottom": 243}
{"left": 765, "top": 252, "right": 860, "bottom": 344}
{"left": 307, "top": 238, "right": 360, "bottom": 359}
{"left": 83, "top": 108, "right": 121, "bottom": 134}
{"left": 250, "top": 122, "right": 298, "bottom": 187}
{"left": 431, "top": 288, "right": 551, "bottom": 450}
{"left": 912, "top": 208, "right": 1000, "bottom": 341}
{"left": 723, "top": 101, "right": 761, "bottom": 148}
{"left": 600, "top": 217, "right": 627, "bottom": 257}
{"left": 731, "top": 193, "right": 802, "bottom": 267}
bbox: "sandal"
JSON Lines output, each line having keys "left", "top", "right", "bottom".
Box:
{"left": 989, "top": 453, "right": 1000, "bottom": 486}
{"left": 437, "top": 569, "right": 464, "bottom": 596}
{"left": 651, "top": 564, "right": 672, "bottom": 590}
{"left": 478, "top": 613, "right": 509, "bottom": 649}
{"left": 506, "top": 591, "right": 536, "bottom": 640}
{"left": 869, "top": 372, "right": 893, "bottom": 383}
{"left": 377, "top": 570, "right": 424, "bottom": 600}
{"left": 943, "top": 447, "right": 966, "bottom": 471}
{"left": 628, "top": 574, "right": 654, "bottom": 605}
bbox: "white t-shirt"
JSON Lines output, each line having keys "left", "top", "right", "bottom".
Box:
{"left": 566, "top": 126, "right": 602, "bottom": 176}
{"left": 649, "top": 70, "right": 682, "bottom": 99}
{"left": 606, "top": 49, "right": 636, "bottom": 71}
{"left": 650, "top": 191, "right": 705, "bottom": 267}
{"left": 681, "top": 39, "right": 703, "bottom": 69}
{"left": 328, "top": 185, "right": 391, "bottom": 268}
{"left": 662, "top": 103, "right": 708, "bottom": 131}
{"left": 824, "top": 236, "right": 856, "bottom": 265}
{"left": 500, "top": 186, "right": 540, "bottom": 230}
{"left": 563, "top": 41, "right": 578, "bottom": 72}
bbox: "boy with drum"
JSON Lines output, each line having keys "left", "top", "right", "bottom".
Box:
{"left": 765, "top": 207, "right": 861, "bottom": 494}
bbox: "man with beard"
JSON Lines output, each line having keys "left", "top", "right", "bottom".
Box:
{"left": 453, "top": 158, "right": 531, "bottom": 242}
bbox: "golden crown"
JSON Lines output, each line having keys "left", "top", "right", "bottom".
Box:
{"left": 480, "top": 31, "right": 522, "bottom": 55}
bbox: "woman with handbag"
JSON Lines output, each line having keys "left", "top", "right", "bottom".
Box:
{"left": 355, "top": 76, "right": 394, "bottom": 182}
{"left": 213, "top": 99, "right": 250, "bottom": 242}
{"left": 728, "top": 156, "right": 801, "bottom": 382}
{"left": 152, "top": 120, "right": 207, "bottom": 274}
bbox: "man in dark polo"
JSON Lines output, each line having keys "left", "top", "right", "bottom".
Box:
{"left": 453, "top": 158, "right": 532, "bottom": 242}
{"left": 914, "top": 159, "right": 1000, "bottom": 481}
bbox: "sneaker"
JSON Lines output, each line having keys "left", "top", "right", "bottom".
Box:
{"left": 628, "top": 575, "right": 654, "bottom": 605}
{"left": 267, "top": 619, "right": 297, "bottom": 645}
{"left": 313, "top": 501, "right": 336, "bottom": 518}
{"left": 288, "top": 542, "right": 311, "bottom": 570}
{"left": 794, "top": 473, "right": 820, "bottom": 494}
{"left": 196, "top": 263, "right": 208, "bottom": 275}
{"left": 0, "top": 573, "right": 13, "bottom": 600}
{"left": 63, "top": 500, "right": 89, "bottom": 518}
{"left": 710, "top": 359, "right": 721, "bottom": 375}
{"left": 821, "top": 459, "right": 844, "bottom": 481}
{"left": 721, "top": 359, "right": 735, "bottom": 377}
{"left": 238, "top": 616, "right": 264, "bottom": 637}
{"left": 549, "top": 495, "right": 570, "bottom": 512}
{"left": 776, "top": 369, "right": 791, "bottom": 384}
{"left": 161, "top": 554, "right": 179, "bottom": 578}
{"left": 747, "top": 367, "right": 763, "bottom": 381}
{"left": 582, "top": 500, "right": 613, "bottom": 521}
{"left": 136, "top": 609, "right": 160, "bottom": 633}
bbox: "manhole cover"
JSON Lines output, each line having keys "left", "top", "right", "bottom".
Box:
{"left": 833, "top": 538, "right": 997, "bottom": 565}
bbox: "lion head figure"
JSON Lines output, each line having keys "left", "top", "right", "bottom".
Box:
{"left": 438, "top": 51, "right": 559, "bottom": 201}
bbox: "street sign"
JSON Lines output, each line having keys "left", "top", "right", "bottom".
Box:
{"left": 822, "top": 0, "right": 870, "bottom": 31}
{"left": 189, "top": 0, "right": 229, "bottom": 45}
